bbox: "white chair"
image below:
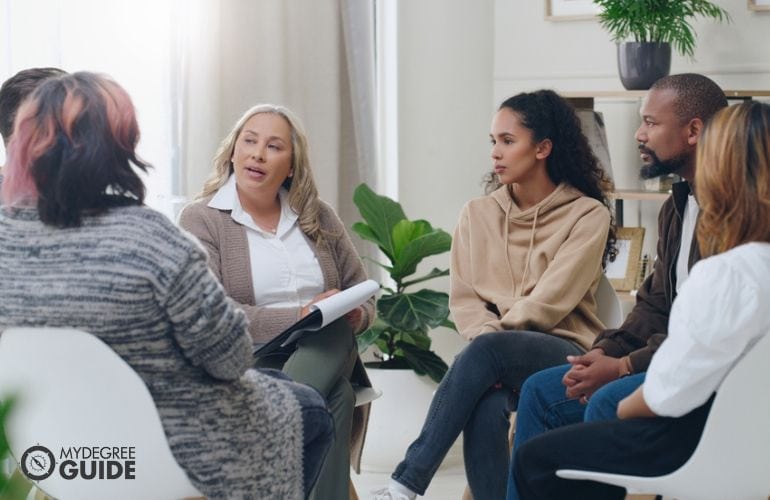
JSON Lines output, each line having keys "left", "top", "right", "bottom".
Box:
{"left": 0, "top": 327, "right": 203, "bottom": 500}
{"left": 557, "top": 331, "right": 770, "bottom": 500}
{"left": 596, "top": 273, "right": 623, "bottom": 329}
{"left": 353, "top": 385, "right": 382, "bottom": 407}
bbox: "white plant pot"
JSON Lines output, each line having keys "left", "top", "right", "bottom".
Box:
{"left": 360, "top": 367, "right": 463, "bottom": 473}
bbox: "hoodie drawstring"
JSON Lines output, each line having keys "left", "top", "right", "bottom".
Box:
{"left": 504, "top": 199, "right": 516, "bottom": 297}
{"left": 520, "top": 205, "right": 540, "bottom": 296}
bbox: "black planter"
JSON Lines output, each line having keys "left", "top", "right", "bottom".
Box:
{"left": 617, "top": 42, "right": 671, "bottom": 90}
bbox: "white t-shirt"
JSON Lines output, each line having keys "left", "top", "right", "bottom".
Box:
{"left": 675, "top": 194, "right": 699, "bottom": 293}
{"left": 208, "top": 175, "right": 325, "bottom": 308}
{"left": 643, "top": 242, "right": 770, "bottom": 417}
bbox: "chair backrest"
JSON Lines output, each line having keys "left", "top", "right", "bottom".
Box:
{"left": 0, "top": 327, "right": 202, "bottom": 500}
{"left": 558, "top": 331, "right": 770, "bottom": 500}
{"left": 663, "top": 330, "right": 770, "bottom": 499}
{"left": 595, "top": 273, "right": 623, "bottom": 329}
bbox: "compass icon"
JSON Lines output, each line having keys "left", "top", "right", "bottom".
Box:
{"left": 21, "top": 445, "right": 56, "bottom": 480}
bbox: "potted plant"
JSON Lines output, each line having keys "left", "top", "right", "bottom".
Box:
{"left": 593, "top": 0, "right": 730, "bottom": 89}
{"left": 351, "top": 183, "right": 462, "bottom": 472}
{"left": 352, "top": 183, "right": 454, "bottom": 384}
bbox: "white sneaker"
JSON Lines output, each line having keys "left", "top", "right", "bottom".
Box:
{"left": 371, "top": 487, "right": 412, "bottom": 500}
{"left": 371, "top": 480, "right": 417, "bottom": 500}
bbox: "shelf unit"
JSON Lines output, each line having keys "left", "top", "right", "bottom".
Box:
{"left": 610, "top": 189, "right": 670, "bottom": 223}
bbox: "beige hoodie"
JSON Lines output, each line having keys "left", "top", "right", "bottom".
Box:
{"left": 449, "top": 183, "right": 610, "bottom": 350}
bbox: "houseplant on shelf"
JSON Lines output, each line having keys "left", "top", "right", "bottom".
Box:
{"left": 352, "top": 183, "right": 454, "bottom": 384}
{"left": 593, "top": 0, "right": 730, "bottom": 89}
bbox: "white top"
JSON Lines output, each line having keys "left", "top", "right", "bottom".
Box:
{"left": 209, "top": 175, "right": 325, "bottom": 308}
{"left": 675, "top": 194, "right": 699, "bottom": 293}
{"left": 643, "top": 242, "right": 770, "bottom": 417}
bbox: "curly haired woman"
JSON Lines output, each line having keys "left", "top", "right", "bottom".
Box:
{"left": 374, "top": 90, "right": 616, "bottom": 500}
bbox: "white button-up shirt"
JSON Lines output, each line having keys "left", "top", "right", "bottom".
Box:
{"left": 208, "top": 175, "right": 325, "bottom": 308}
{"left": 643, "top": 242, "right": 770, "bottom": 417}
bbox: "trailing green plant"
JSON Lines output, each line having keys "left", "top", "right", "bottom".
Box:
{"left": 352, "top": 183, "right": 454, "bottom": 383}
{"left": 593, "top": 0, "right": 730, "bottom": 58}
{"left": 1, "top": 397, "right": 29, "bottom": 500}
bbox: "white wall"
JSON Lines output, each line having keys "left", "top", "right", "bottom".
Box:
{"left": 395, "top": 0, "right": 495, "bottom": 361}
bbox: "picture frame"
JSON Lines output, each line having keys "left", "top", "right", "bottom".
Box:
{"left": 605, "top": 227, "right": 645, "bottom": 291}
{"left": 748, "top": 0, "right": 770, "bottom": 11}
{"left": 545, "top": 0, "right": 600, "bottom": 21}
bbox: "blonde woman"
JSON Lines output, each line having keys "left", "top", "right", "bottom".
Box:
{"left": 179, "top": 104, "right": 373, "bottom": 500}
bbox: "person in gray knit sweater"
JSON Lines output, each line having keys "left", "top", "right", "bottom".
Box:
{"left": 180, "top": 104, "right": 375, "bottom": 500}
{"left": 0, "top": 72, "right": 333, "bottom": 499}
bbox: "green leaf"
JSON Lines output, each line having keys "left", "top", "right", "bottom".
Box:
{"left": 357, "top": 318, "right": 391, "bottom": 353}
{"left": 401, "top": 267, "right": 450, "bottom": 289}
{"left": 398, "top": 342, "right": 449, "bottom": 383}
{"left": 378, "top": 289, "right": 450, "bottom": 332}
{"left": 353, "top": 184, "right": 407, "bottom": 263}
{"left": 390, "top": 229, "right": 452, "bottom": 282}
{"left": 351, "top": 222, "right": 382, "bottom": 249}
{"left": 399, "top": 330, "right": 432, "bottom": 351}
{"left": 440, "top": 318, "right": 458, "bottom": 331}
{"left": 391, "top": 219, "right": 432, "bottom": 260}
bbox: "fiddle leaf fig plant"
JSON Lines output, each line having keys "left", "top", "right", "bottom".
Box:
{"left": 352, "top": 183, "right": 455, "bottom": 383}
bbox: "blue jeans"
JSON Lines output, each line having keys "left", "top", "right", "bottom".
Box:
{"left": 391, "top": 331, "right": 584, "bottom": 500}
{"left": 506, "top": 364, "right": 645, "bottom": 500}
{"left": 259, "top": 369, "right": 334, "bottom": 498}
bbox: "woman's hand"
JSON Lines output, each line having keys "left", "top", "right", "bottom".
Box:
{"left": 300, "top": 289, "right": 339, "bottom": 318}
{"left": 344, "top": 307, "right": 364, "bottom": 333}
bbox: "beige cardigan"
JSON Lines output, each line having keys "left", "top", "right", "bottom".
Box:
{"left": 179, "top": 196, "right": 374, "bottom": 472}
{"left": 450, "top": 184, "right": 611, "bottom": 350}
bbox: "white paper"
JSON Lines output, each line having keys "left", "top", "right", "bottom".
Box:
{"left": 309, "top": 279, "right": 379, "bottom": 329}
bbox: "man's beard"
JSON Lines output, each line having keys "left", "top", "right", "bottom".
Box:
{"left": 638, "top": 145, "right": 690, "bottom": 180}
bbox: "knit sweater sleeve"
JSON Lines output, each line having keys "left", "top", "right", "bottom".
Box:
{"left": 449, "top": 203, "right": 501, "bottom": 340}
{"left": 485, "top": 203, "right": 610, "bottom": 335}
{"left": 158, "top": 222, "right": 251, "bottom": 380}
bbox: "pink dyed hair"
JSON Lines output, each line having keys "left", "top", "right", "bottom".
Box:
{"left": 2, "top": 72, "right": 147, "bottom": 222}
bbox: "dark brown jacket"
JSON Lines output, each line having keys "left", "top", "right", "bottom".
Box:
{"left": 593, "top": 181, "right": 700, "bottom": 372}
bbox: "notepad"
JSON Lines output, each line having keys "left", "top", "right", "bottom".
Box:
{"left": 252, "top": 279, "right": 379, "bottom": 358}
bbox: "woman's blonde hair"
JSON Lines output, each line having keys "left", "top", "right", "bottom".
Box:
{"left": 696, "top": 101, "right": 770, "bottom": 257}
{"left": 199, "top": 104, "right": 324, "bottom": 241}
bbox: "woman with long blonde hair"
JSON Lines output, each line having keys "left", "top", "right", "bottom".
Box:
{"left": 179, "top": 104, "right": 373, "bottom": 500}
{"left": 514, "top": 100, "right": 770, "bottom": 499}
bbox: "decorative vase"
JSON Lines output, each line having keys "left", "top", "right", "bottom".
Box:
{"left": 359, "top": 367, "right": 462, "bottom": 472}
{"left": 617, "top": 42, "right": 671, "bottom": 90}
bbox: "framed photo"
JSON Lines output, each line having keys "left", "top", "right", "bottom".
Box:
{"left": 545, "top": 0, "right": 600, "bottom": 21}
{"left": 605, "top": 227, "right": 645, "bottom": 291}
{"left": 748, "top": 0, "right": 770, "bottom": 11}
